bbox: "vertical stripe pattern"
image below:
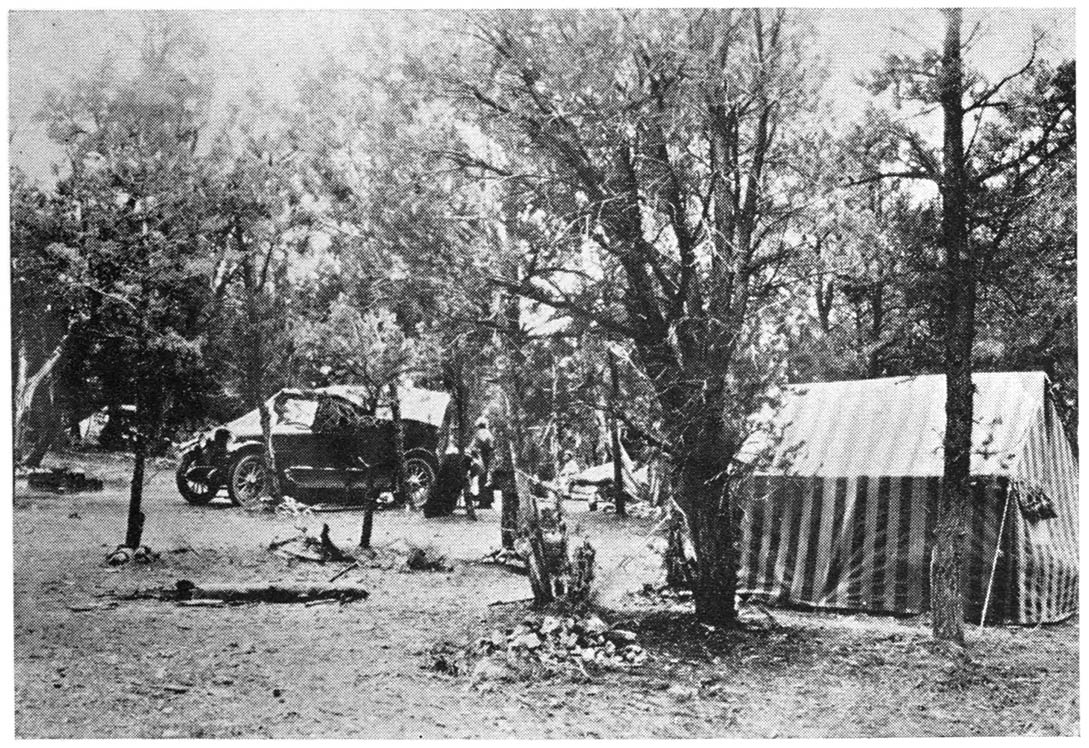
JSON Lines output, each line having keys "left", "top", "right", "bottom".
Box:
{"left": 734, "top": 386, "right": 1076, "bottom": 624}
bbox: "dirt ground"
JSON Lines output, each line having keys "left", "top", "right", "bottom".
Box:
{"left": 14, "top": 451, "right": 1079, "bottom": 738}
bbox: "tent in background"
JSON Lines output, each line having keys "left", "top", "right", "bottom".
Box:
{"left": 737, "top": 372, "right": 1078, "bottom": 624}
{"left": 569, "top": 444, "right": 648, "bottom": 500}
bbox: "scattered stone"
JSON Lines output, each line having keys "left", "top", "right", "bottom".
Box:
{"left": 471, "top": 657, "right": 514, "bottom": 683}
{"left": 539, "top": 616, "right": 561, "bottom": 635}
{"left": 580, "top": 616, "right": 607, "bottom": 635}
{"left": 105, "top": 545, "right": 158, "bottom": 567}
{"left": 667, "top": 684, "right": 697, "bottom": 701}
{"left": 441, "top": 613, "right": 650, "bottom": 681}
{"left": 512, "top": 632, "right": 542, "bottom": 649}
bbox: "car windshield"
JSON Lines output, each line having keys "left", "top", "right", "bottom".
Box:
{"left": 277, "top": 397, "right": 319, "bottom": 428}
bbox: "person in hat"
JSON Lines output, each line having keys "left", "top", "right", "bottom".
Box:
{"left": 557, "top": 449, "right": 580, "bottom": 499}
{"left": 469, "top": 417, "right": 494, "bottom": 504}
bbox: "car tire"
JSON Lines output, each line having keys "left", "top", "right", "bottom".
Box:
{"left": 227, "top": 451, "right": 270, "bottom": 510}
{"left": 403, "top": 452, "right": 438, "bottom": 507}
{"left": 176, "top": 450, "right": 217, "bottom": 505}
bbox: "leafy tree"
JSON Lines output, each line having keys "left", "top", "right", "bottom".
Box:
{"left": 35, "top": 16, "right": 216, "bottom": 550}
{"left": 787, "top": 115, "right": 941, "bottom": 383}
{"left": 198, "top": 97, "right": 316, "bottom": 505}
{"left": 452, "top": 9, "right": 823, "bottom": 625}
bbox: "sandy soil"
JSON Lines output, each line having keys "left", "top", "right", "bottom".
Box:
{"left": 13, "top": 452, "right": 1078, "bottom": 738}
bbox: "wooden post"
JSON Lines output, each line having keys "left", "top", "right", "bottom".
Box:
{"left": 979, "top": 483, "right": 1014, "bottom": 630}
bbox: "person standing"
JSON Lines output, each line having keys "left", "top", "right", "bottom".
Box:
{"left": 557, "top": 449, "right": 580, "bottom": 499}
{"left": 469, "top": 417, "right": 494, "bottom": 505}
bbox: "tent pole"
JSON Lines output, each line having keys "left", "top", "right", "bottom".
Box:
{"left": 979, "top": 482, "right": 1014, "bottom": 631}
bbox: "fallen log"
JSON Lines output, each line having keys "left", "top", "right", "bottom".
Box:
{"left": 121, "top": 579, "right": 369, "bottom": 604}
{"left": 174, "top": 580, "right": 367, "bottom": 603}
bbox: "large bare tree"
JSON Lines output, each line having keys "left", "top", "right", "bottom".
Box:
{"left": 862, "top": 9, "right": 1074, "bottom": 642}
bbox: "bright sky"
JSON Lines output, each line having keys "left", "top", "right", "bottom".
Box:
{"left": 8, "top": 8, "right": 1075, "bottom": 184}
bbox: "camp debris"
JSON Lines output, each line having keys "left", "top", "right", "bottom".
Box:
{"left": 268, "top": 523, "right": 353, "bottom": 563}
{"left": 105, "top": 545, "right": 158, "bottom": 566}
{"left": 403, "top": 545, "right": 452, "bottom": 572}
{"left": 26, "top": 467, "right": 104, "bottom": 494}
{"left": 480, "top": 546, "right": 527, "bottom": 571}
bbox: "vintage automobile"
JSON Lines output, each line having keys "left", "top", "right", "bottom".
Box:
{"left": 175, "top": 385, "right": 451, "bottom": 509}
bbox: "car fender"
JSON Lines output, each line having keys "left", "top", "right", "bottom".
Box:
{"left": 227, "top": 439, "right": 265, "bottom": 457}
{"left": 404, "top": 447, "right": 439, "bottom": 466}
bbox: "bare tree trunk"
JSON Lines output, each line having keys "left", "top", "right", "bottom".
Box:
{"left": 242, "top": 240, "right": 281, "bottom": 506}
{"left": 14, "top": 335, "right": 28, "bottom": 459}
{"left": 124, "top": 386, "right": 147, "bottom": 550}
{"left": 551, "top": 359, "right": 559, "bottom": 480}
{"left": 932, "top": 6, "right": 971, "bottom": 646}
{"left": 22, "top": 420, "right": 63, "bottom": 469}
{"left": 665, "top": 499, "right": 693, "bottom": 589}
{"left": 609, "top": 349, "right": 626, "bottom": 516}
{"left": 14, "top": 334, "right": 67, "bottom": 464}
{"left": 501, "top": 290, "right": 525, "bottom": 549}
{"left": 389, "top": 380, "right": 408, "bottom": 507}
{"left": 674, "top": 407, "right": 738, "bottom": 628}
{"left": 125, "top": 440, "right": 147, "bottom": 549}
{"left": 452, "top": 344, "right": 476, "bottom": 520}
{"left": 360, "top": 499, "right": 375, "bottom": 548}
{"left": 258, "top": 400, "right": 282, "bottom": 503}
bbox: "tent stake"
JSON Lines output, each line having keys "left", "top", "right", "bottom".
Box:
{"left": 979, "top": 483, "right": 1014, "bottom": 631}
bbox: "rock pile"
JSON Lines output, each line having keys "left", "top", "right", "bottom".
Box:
{"left": 477, "top": 614, "right": 648, "bottom": 672}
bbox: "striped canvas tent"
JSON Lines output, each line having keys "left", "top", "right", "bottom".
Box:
{"left": 737, "top": 372, "right": 1078, "bottom": 624}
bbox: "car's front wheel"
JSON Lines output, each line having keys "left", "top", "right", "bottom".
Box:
{"left": 176, "top": 450, "right": 217, "bottom": 505}
{"left": 227, "top": 452, "right": 270, "bottom": 510}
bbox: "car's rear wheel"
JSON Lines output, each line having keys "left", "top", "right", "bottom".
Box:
{"left": 404, "top": 454, "right": 437, "bottom": 507}
{"left": 227, "top": 452, "right": 270, "bottom": 510}
{"left": 176, "top": 451, "right": 216, "bottom": 505}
